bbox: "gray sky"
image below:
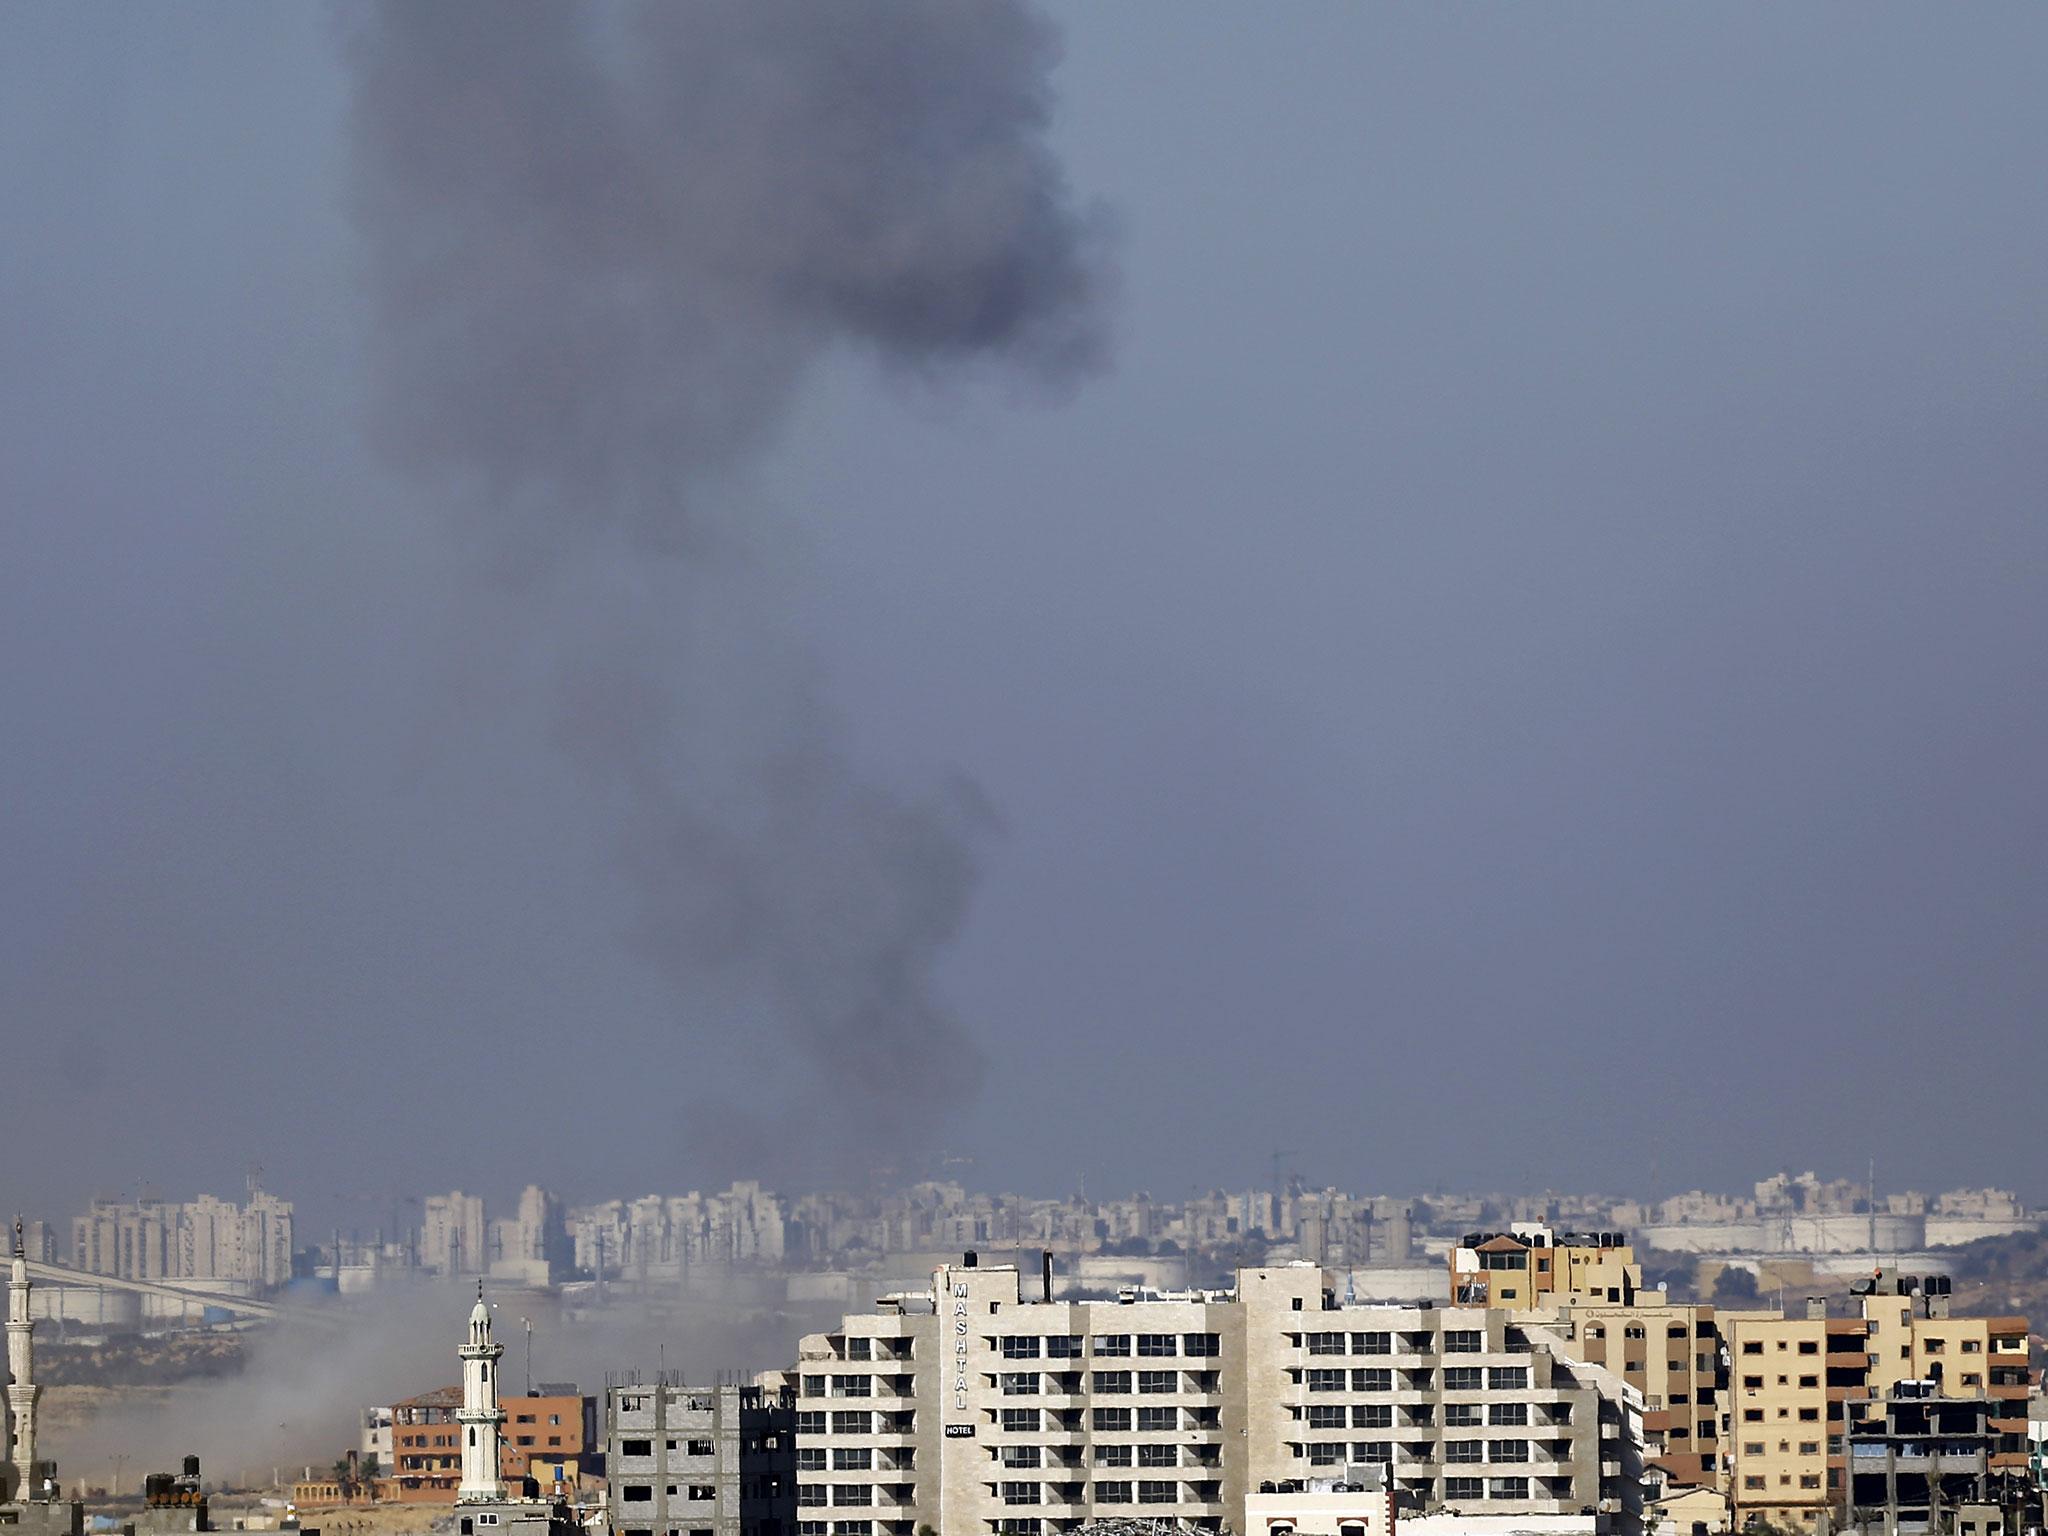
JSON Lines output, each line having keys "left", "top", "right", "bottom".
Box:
{"left": 4, "top": 5, "right": 2046, "bottom": 1228}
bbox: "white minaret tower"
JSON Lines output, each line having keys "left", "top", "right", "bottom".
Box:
{"left": 6, "top": 1218, "right": 40, "bottom": 1502}
{"left": 456, "top": 1283, "right": 506, "bottom": 1504}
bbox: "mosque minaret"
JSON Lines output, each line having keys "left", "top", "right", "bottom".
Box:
{"left": 456, "top": 1283, "right": 507, "bottom": 1504}
{"left": 5, "top": 1218, "right": 41, "bottom": 1503}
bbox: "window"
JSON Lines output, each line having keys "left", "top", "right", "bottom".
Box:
{"left": 832, "top": 1449, "right": 870, "bottom": 1472}
{"left": 1443, "top": 1368, "right": 1482, "bottom": 1391}
{"left": 1135, "top": 1407, "right": 1176, "bottom": 1433}
{"left": 1092, "top": 1372, "right": 1131, "bottom": 1394}
{"left": 1490, "top": 1477, "right": 1528, "bottom": 1500}
{"left": 1137, "top": 1371, "right": 1175, "bottom": 1395}
{"left": 830, "top": 1412, "right": 870, "bottom": 1435}
{"left": 1742, "top": 1342, "right": 1763, "bottom": 1355}
{"left": 1138, "top": 1481, "right": 1175, "bottom": 1505}
{"left": 1797, "top": 1340, "right": 1818, "bottom": 1355}
{"left": 1001, "top": 1336, "right": 1041, "bottom": 1359}
{"left": 1445, "top": 1441, "right": 1482, "bottom": 1464}
{"left": 1094, "top": 1482, "right": 1131, "bottom": 1505}
{"left": 1091, "top": 1408, "right": 1129, "bottom": 1433}
{"left": 1353, "top": 1332, "right": 1390, "bottom": 1354}
{"left": 1001, "top": 1373, "right": 1038, "bottom": 1397}
{"left": 1184, "top": 1333, "right": 1220, "bottom": 1357}
{"left": 844, "top": 1336, "right": 870, "bottom": 1360}
{"left": 622, "top": 1440, "right": 652, "bottom": 1458}
{"left": 1445, "top": 1478, "right": 1482, "bottom": 1501}
{"left": 687, "top": 1441, "right": 711, "bottom": 1458}
{"left": 1798, "top": 1442, "right": 1819, "bottom": 1456}
{"left": 1353, "top": 1405, "right": 1392, "bottom": 1430}
{"left": 1800, "top": 1475, "right": 1822, "bottom": 1490}
{"left": 1443, "top": 1330, "right": 1482, "bottom": 1354}
{"left": 1094, "top": 1445, "right": 1132, "bottom": 1467}
{"left": 1309, "top": 1442, "right": 1345, "bottom": 1466}
{"left": 832, "top": 1376, "right": 870, "bottom": 1398}
{"left": 1138, "top": 1334, "right": 1177, "bottom": 1357}
{"left": 796, "top": 1449, "right": 825, "bottom": 1472}
{"left": 803, "top": 1375, "right": 827, "bottom": 1397}
{"left": 1000, "top": 1482, "right": 1039, "bottom": 1506}
{"left": 1354, "top": 1441, "right": 1393, "bottom": 1465}
{"left": 1307, "top": 1332, "right": 1345, "bottom": 1356}
{"left": 1353, "top": 1368, "right": 1392, "bottom": 1392}
{"left": 687, "top": 1487, "right": 714, "bottom": 1503}
{"left": 1744, "top": 1477, "right": 1765, "bottom": 1491}
{"left": 830, "top": 1486, "right": 867, "bottom": 1508}
{"left": 1798, "top": 1375, "right": 1818, "bottom": 1389}
{"left": 796, "top": 1412, "right": 824, "bottom": 1436}
{"left": 1742, "top": 1376, "right": 1763, "bottom": 1390}
{"left": 1000, "top": 1445, "right": 1041, "bottom": 1469}
{"left": 1001, "top": 1409, "right": 1040, "bottom": 1433}
{"left": 1307, "top": 1404, "right": 1346, "bottom": 1429}
{"left": 1137, "top": 1445, "right": 1176, "bottom": 1469}
{"left": 1092, "top": 1335, "right": 1131, "bottom": 1357}
{"left": 1743, "top": 1409, "right": 1763, "bottom": 1423}
{"left": 1488, "top": 1367, "right": 1527, "bottom": 1390}
{"left": 623, "top": 1488, "right": 654, "bottom": 1504}
{"left": 798, "top": 1489, "right": 827, "bottom": 1509}
{"left": 1488, "top": 1440, "right": 1528, "bottom": 1463}
{"left": 1047, "top": 1336, "right": 1083, "bottom": 1359}
{"left": 1306, "top": 1369, "right": 1345, "bottom": 1392}
{"left": 1489, "top": 1403, "right": 1527, "bottom": 1426}
{"left": 1445, "top": 1404, "right": 1481, "bottom": 1427}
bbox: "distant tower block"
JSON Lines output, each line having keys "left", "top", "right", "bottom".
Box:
{"left": 1388, "top": 1205, "right": 1414, "bottom": 1263}
{"left": 456, "top": 1284, "right": 506, "bottom": 1503}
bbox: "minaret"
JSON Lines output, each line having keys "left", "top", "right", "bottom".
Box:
{"left": 455, "top": 1283, "right": 505, "bottom": 1504}
{"left": 7, "top": 1219, "right": 40, "bottom": 1502}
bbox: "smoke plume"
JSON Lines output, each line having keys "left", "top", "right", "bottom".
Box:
{"left": 340, "top": 1, "right": 1111, "bottom": 1155}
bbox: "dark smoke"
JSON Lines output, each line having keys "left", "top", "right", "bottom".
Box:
{"left": 341, "top": 1, "right": 1110, "bottom": 1154}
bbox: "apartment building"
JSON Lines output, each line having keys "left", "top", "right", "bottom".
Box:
{"left": 1554, "top": 1301, "right": 1721, "bottom": 1491}
{"left": 69, "top": 1190, "right": 294, "bottom": 1290}
{"left": 787, "top": 1258, "right": 1634, "bottom": 1536}
{"left": 1720, "top": 1309, "right": 1864, "bottom": 1530}
{"left": 1853, "top": 1282, "right": 2030, "bottom": 1474}
{"left": 1721, "top": 1282, "right": 2035, "bottom": 1534}
{"left": 605, "top": 1380, "right": 796, "bottom": 1536}
{"left": 1449, "top": 1228, "right": 1641, "bottom": 1312}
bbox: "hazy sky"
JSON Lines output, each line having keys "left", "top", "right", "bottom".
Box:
{"left": 5, "top": 5, "right": 2047, "bottom": 1231}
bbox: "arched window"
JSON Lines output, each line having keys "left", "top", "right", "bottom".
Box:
{"left": 469, "top": 1427, "right": 477, "bottom": 1447}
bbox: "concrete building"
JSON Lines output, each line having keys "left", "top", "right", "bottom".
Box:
{"left": 1845, "top": 1380, "right": 1996, "bottom": 1533}
{"left": 605, "top": 1378, "right": 797, "bottom": 1536}
{"left": 786, "top": 1257, "right": 1637, "bottom": 1536}
{"left": 1448, "top": 1229, "right": 1641, "bottom": 1312}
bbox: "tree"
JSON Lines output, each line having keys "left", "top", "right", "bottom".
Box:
{"left": 1714, "top": 1266, "right": 1760, "bottom": 1303}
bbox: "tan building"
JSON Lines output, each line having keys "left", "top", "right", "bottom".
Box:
{"left": 1555, "top": 1301, "right": 1722, "bottom": 1492}
{"left": 1719, "top": 1310, "right": 1859, "bottom": 1531}
{"left": 788, "top": 1258, "right": 1634, "bottom": 1536}
{"left": 1449, "top": 1227, "right": 1642, "bottom": 1312}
